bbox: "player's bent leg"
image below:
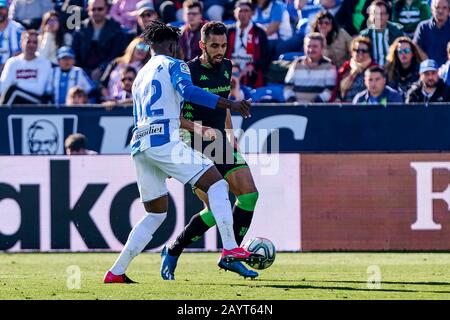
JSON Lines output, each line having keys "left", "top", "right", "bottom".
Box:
{"left": 226, "top": 167, "right": 259, "bottom": 246}
{"left": 105, "top": 196, "right": 168, "bottom": 284}
{"left": 194, "top": 167, "right": 264, "bottom": 265}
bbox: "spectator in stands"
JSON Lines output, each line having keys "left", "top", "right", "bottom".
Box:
{"left": 334, "top": 0, "right": 372, "bottom": 36}
{"left": 65, "top": 133, "right": 98, "bottom": 155}
{"left": 179, "top": 0, "right": 205, "bottom": 61}
{"left": 0, "top": 0, "right": 24, "bottom": 75}
{"left": 9, "top": 0, "right": 53, "bottom": 30}
{"left": 66, "top": 86, "right": 89, "bottom": 105}
{"left": 438, "top": 41, "right": 450, "bottom": 85}
{"left": 413, "top": 0, "right": 450, "bottom": 67}
{"left": 406, "top": 59, "right": 450, "bottom": 103}
{"left": 154, "top": 0, "right": 184, "bottom": 23}
{"left": 130, "top": 0, "right": 159, "bottom": 37}
{"left": 49, "top": 46, "right": 94, "bottom": 105}
{"left": 226, "top": 0, "right": 270, "bottom": 88}
{"left": 252, "top": 0, "right": 292, "bottom": 56}
{"left": 297, "top": 0, "right": 344, "bottom": 36}
{"left": 353, "top": 65, "right": 403, "bottom": 105}
{"left": 277, "top": 0, "right": 343, "bottom": 57}
{"left": 360, "top": 0, "right": 404, "bottom": 66}
{"left": 38, "top": 10, "right": 73, "bottom": 65}
{"left": 102, "top": 66, "right": 135, "bottom": 109}
{"left": 0, "top": 30, "right": 53, "bottom": 105}
{"left": 385, "top": 36, "right": 427, "bottom": 97}
{"left": 311, "top": 11, "right": 352, "bottom": 68}
{"left": 110, "top": 0, "right": 141, "bottom": 31}
{"left": 72, "top": 0, "right": 127, "bottom": 81}
{"left": 229, "top": 60, "right": 253, "bottom": 101}
{"left": 391, "top": 0, "right": 431, "bottom": 37}
{"left": 284, "top": 32, "right": 337, "bottom": 103}
{"left": 100, "top": 37, "right": 150, "bottom": 101}
{"left": 331, "top": 36, "right": 377, "bottom": 102}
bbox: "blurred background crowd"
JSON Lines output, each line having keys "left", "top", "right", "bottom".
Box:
{"left": 0, "top": 0, "right": 449, "bottom": 107}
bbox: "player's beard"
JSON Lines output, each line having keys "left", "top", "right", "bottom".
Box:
{"left": 205, "top": 47, "right": 223, "bottom": 67}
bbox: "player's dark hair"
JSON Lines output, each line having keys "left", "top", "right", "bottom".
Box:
{"left": 141, "top": 20, "right": 180, "bottom": 45}
{"left": 201, "top": 21, "right": 227, "bottom": 42}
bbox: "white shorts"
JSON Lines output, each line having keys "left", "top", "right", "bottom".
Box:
{"left": 133, "top": 140, "right": 214, "bottom": 202}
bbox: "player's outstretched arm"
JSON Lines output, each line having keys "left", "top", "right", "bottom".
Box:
{"left": 170, "top": 61, "right": 252, "bottom": 118}
{"left": 216, "top": 97, "right": 252, "bottom": 118}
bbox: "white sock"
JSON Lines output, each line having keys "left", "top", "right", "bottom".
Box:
{"left": 207, "top": 180, "right": 238, "bottom": 250}
{"left": 110, "top": 212, "right": 167, "bottom": 275}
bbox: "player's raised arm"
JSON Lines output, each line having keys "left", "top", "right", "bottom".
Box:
{"left": 170, "top": 60, "right": 252, "bottom": 118}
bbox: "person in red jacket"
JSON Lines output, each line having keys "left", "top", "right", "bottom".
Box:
{"left": 226, "top": 0, "right": 270, "bottom": 88}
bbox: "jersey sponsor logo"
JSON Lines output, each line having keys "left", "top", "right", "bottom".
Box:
{"left": 200, "top": 75, "right": 209, "bottom": 81}
{"left": 180, "top": 63, "right": 190, "bottom": 75}
{"left": 131, "top": 123, "right": 165, "bottom": 142}
{"left": 16, "top": 69, "right": 38, "bottom": 80}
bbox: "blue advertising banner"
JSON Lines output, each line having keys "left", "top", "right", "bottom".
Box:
{"left": 1, "top": 104, "right": 450, "bottom": 155}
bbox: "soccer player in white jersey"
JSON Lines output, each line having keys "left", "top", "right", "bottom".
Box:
{"left": 104, "top": 21, "right": 262, "bottom": 283}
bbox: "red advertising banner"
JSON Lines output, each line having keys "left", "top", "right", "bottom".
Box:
{"left": 301, "top": 153, "right": 450, "bottom": 251}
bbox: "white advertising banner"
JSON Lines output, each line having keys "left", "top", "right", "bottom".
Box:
{"left": 0, "top": 154, "right": 300, "bottom": 252}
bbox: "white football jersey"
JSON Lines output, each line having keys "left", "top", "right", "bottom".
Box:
{"left": 131, "top": 54, "right": 192, "bottom": 155}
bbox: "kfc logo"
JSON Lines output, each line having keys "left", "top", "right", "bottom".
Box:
{"left": 27, "top": 120, "right": 59, "bottom": 155}
{"left": 8, "top": 115, "right": 78, "bottom": 155}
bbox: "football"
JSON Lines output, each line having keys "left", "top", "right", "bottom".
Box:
{"left": 242, "top": 237, "right": 276, "bottom": 270}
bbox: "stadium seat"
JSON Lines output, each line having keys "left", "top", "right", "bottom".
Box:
{"left": 278, "top": 51, "right": 304, "bottom": 61}
{"left": 250, "top": 84, "right": 286, "bottom": 103}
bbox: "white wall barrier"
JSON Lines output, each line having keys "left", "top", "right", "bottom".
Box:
{"left": 0, "top": 154, "right": 301, "bottom": 252}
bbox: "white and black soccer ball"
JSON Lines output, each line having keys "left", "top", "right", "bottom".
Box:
{"left": 242, "top": 237, "right": 276, "bottom": 270}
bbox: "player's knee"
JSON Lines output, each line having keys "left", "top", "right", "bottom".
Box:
{"left": 236, "top": 191, "right": 259, "bottom": 212}
{"left": 207, "top": 179, "right": 229, "bottom": 196}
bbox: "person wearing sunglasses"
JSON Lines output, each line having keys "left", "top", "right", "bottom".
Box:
{"left": 385, "top": 36, "right": 427, "bottom": 97}
{"left": 72, "top": 0, "right": 127, "bottom": 81}
{"left": 100, "top": 37, "right": 151, "bottom": 102}
{"left": 311, "top": 11, "right": 352, "bottom": 69}
{"left": 331, "top": 36, "right": 377, "bottom": 102}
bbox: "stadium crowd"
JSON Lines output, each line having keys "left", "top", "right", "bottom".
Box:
{"left": 0, "top": 0, "right": 449, "bottom": 106}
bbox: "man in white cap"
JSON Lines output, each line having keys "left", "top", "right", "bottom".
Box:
{"left": 406, "top": 59, "right": 450, "bottom": 103}
{"left": 0, "top": 0, "right": 25, "bottom": 75}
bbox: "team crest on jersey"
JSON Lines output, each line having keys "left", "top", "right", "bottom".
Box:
{"left": 180, "top": 63, "right": 190, "bottom": 74}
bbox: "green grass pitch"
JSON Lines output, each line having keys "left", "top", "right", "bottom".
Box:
{"left": 1, "top": 252, "right": 450, "bottom": 300}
